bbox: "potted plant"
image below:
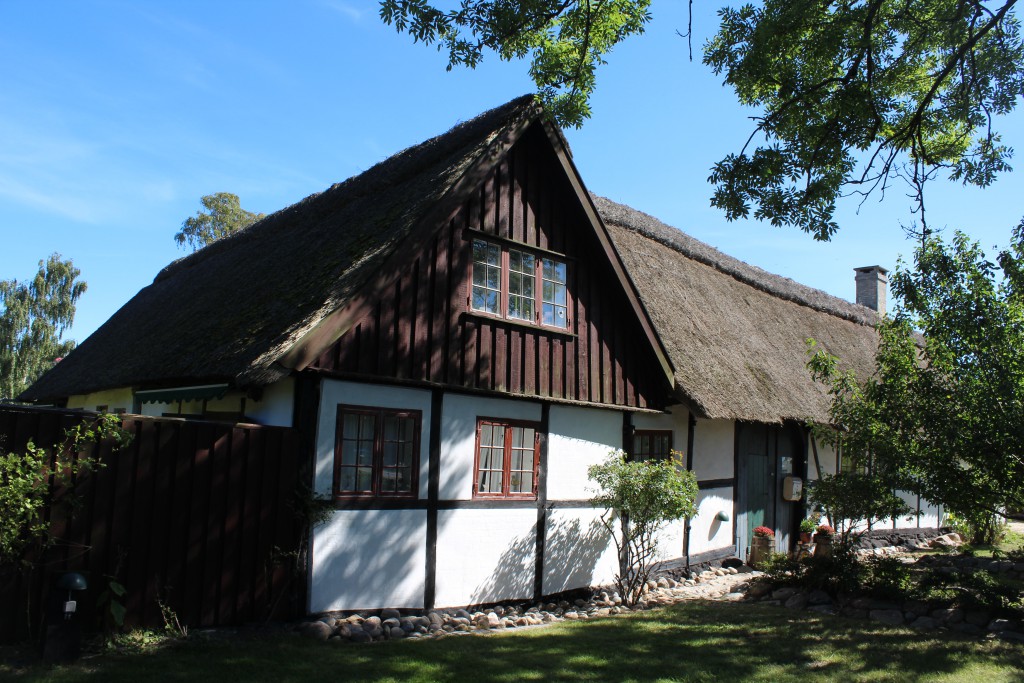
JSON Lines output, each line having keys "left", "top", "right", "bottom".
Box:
{"left": 799, "top": 517, "right": 816, "bottom": 544}
{"left": 749, "top": 526, "right": 775, "bottom": 567}
{"left": 813, "top": 524, "right": 835, "bottom": 557}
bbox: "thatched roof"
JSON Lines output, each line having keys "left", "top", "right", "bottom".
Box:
{"left": 22, "top": 95, "right": 539, "bottom": 401}
{"left": 595, "top": 195, "right": 880, "bottom": 423}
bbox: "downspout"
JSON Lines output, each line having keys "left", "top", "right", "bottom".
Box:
{"left": 684, "top": 410, "right": 696, "bottom": 576}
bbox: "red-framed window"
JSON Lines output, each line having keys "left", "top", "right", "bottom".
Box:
{"left": 471, "top": 238, "right": 569, "bottom": 329}
{"left": 333, "top": 405, "right": 420, "bottom": 498}
{"left": 634, "top": 430, "right": 673, "bottom": 461}
{"left": 473, "top": 418, "right": 541, "bottom": 498}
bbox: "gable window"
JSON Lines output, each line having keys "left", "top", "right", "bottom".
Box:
{"left": 471, "top": 239, "right": 569, "bottom": 329}
{"left": 334, "top": 405, "right": 420, "bottom": 497}
{"left": 634, "top": 430, "right": 673, "bottom": 460}
{"left": 474, "top": 418, "right": 540, "bottom": 498}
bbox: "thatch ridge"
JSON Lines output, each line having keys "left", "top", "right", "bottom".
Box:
{"left": 22, "top": 95, "right": 538, "bottom": 401}
{"left": 593, "top": 195, "right": 879, "bottom": 327}
{"left": 595, "top": 195, "right": 880, "bottom": 423}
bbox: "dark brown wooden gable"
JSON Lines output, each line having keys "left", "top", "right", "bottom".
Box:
{"left": 308, "top": 123, "right": 670, "bottom": 410}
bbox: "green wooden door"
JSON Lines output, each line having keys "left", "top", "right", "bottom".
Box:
{"left": 744, "top": 452, "right": 770, "bottom": 546}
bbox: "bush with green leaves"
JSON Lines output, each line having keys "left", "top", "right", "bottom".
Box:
{"left": 865, "top": 556, "right": 913, "bottom": 600}
{"left": 806, "top": 469, "right": 911, "bottom": 548}
{"left": 0, "top": 413, "right": 131, "bottom": 566}
{"left": 588, "top": 450, "right": 697, "bottom": 605}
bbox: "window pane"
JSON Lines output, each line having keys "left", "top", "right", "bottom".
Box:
{"left": 357, "top": 467, "right": 373, "bottom": 491}
{"left": 359, "top": 414, "right": 375, "bottom": 439}
{"left": 485, "top": 264, "right": 500, "bottom": 290}
{"left": 384, "top": 416, "right": 398, "bottom": 441}
{"left": 397, "top": 467, "right": 411, "bottom": 492}
{"left": 343, "top": 413, "right": 359, "bottom": 438}
{"left": 509, "top": 271, "right": 521, "bottom": 294}
{"left": 399, "top": 442, "right": 413, "bottom": 467}
{"left": 383, "top": 443, "right": 397, "bottom": 467}
{"left": 339, "top": 468, "right": 355, "bottom": 492}
{"left": 381, "top": 468, "right": 397, "bottom": 493}
{"left": 484, "top": 289, "right": 498, "bottom": 313}
{"left": 553, "top": 283, "right": 566, "bottom": 306}
{"left": 512, "top": 472, "right": 532, "bottom": 493}
{"left": 357, "top": 440, "right": 373, "bottom": 465}
{"left": 510, "top": 250, "right": 521, "bottom": 272}
{"left": 512, "top": 427, "right": 524, "bottom": 449}
{"left": 401, "top": 418, "right": 414, "bottom": 440}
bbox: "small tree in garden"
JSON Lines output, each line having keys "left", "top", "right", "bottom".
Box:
{"left": 807, "top": 470, "right": 911, "bottom": 549}
{"left": 588, "top": 450, "right": 697, "bottom": 606}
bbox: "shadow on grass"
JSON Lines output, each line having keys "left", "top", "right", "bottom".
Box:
{"left": 10, "top": 601, "right": 1024, "bottom": 683}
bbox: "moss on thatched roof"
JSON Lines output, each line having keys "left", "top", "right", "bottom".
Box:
{"left": 595, "top": 196, "right": 880, "bottom": 423}
{"left": 22, "top": 95, "right": 538, "bottom": 401}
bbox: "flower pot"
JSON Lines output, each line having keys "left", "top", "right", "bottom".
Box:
{"left": 799, "top": 531, "right": 812, "bottom": 544}
{"left": 748, "top": 535, "right": 773, "bottom": 567}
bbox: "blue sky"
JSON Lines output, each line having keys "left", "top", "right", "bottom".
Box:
{"left": 2, "top": 1, "right": 1021, "bottom": 344}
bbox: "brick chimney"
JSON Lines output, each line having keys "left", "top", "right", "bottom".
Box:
{"left": 854, "top": 266, "right": 888, "bottom": 315}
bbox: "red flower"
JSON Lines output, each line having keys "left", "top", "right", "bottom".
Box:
{"left": 752, "top": 526, "right": 775, "bottom": 538}
{"left": 815, "top": 525, "right": 835, "bottom": 536}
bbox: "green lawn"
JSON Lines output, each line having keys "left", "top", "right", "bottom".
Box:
{"left": 4, "top": 601, "right": 1023, "bottom": 683}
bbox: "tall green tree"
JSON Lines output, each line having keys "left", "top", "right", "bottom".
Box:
{"left": 0, "top": 255, "right": 86, "bottom": 401}
{"left": 705, "top": 0, "right": 1023, "bottom": 241}
{"left": 175, "top": 192, "right": 265, "bottom": 251}
{"left": 808, "top": 223, "right": 1024, "bottom": 540}
{"left": 381, "top": 0, "right": 1022, "bottom": 239}
{"left": 379, "top": 0, "right": 653, "bottom": 126}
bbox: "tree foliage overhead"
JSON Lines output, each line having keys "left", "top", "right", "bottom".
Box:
{"left": 705, "top": 0, "right": 1023, "bottom": 240}
{"left": 0, "top": 254, "right": 86, "bottom": 401}
{"left": 175, "top": 192, "right": 266, "bottom": 252}
{"left": 380, "top": 0, "right": 1022, "bottom": 239}
{"left": 808, "top": 223, "right": 1024, "bottom": 536}
{"left": 379, "top": 0, "right": 652, "bottom": 126}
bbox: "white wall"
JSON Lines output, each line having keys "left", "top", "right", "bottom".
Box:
{"left": 314, "top": 379, "right": 433, "bottom": 499}
{"left": 133, "top": 377, "right": 295, "bottom": 427}
{"left": 543, "top": 508, "right": 618, "bottom": 594}
{"left": 692, "top": 419, "right": 734, "bottom": 481}
{"left": 439, "top": 394, "right": 541, "bottom": 501}
{"left": 690, "top": 489, "right": 733, "bottom": 555}
{"left": 311, "top": 509, "right": 427, "bottom": 611}
{"left": 547, "top": 404, "right": 623, "bottom": 500}
{"left": 435, "top": 509, "right": 537, "bottom": 606}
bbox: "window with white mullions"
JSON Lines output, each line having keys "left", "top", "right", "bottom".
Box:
{"left": 474, "top": 418, "right": 540, "bottom": 498}
{"left": 469, "top": 237, "right": 570, "bottom": 330}
{"left": 507, "top": 248, "right": 536, "bottom": 321}
{"left": 472, "top": 240, "right": 502, "bottom": 315}
{"left": 541, "top": 258, "right": 568, "bottom": 328}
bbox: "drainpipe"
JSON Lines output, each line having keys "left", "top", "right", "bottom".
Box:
{"left": 684, "top": 410, "right": 696, "bottom": 576}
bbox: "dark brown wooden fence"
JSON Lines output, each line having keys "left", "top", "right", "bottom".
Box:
{"left": 0, "top": 406, "right": 307, "bottom": 643}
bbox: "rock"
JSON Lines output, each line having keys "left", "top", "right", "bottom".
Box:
{"left": 301, "top": 621, "right": 333, "bottom": 641}
{"left": 987, "top": 619, "right": 1015, "bottom": 632}
{"left": 952, "top": 622, "right": 983, "bottom": 636}
{"left": 389, "top": 627, "right": 406, "bottom": 639}
{"left": 902, "top": 600, "right": 931, "bottom": 618}
{"left": 363, "top": 624, "right": 384, "bottom": 639}
{"left": 564, "top": 611, "right": 579, "bottom": 620}
{"left": 910, "top": 617, "right": 937, "bottom": 630}
{"left": 382, "top": 617, "right": 401, "bottom": 629}
{"left": 723, "top": 592, "right": 745, "bottom": 602}
{"left": 364, "top": 616, "right": 382, "bottom": 627}
{"left": 870, "top": 609, "right": 905, "bottom": 625}
{"left": 350, "top": 630, "right": 372, "bottom": 643}
{"left": 997, "top": 631, "right": 1024, "bottom": 643}
{"left": 841, "top": 607, "right": 868, "bottom": 619}
{"left": 785, "top": 593, "right": 809, "bottom": 610}
{"left": 964, "top": 611, "right": 992, "bottom": 627}
{"left": 381, "top": 608, "right": 401, "bottom": 620}
{"left": 746, "top": 581, "right": 772, "bottom": 598}
{"left": 657, "top": 577, "right": 670, "bottom": 588}
{"left": 455, "top": 608, "right": 473, "bottom": 620}
{"left": 772, "top": 587, "right": 798, "bottom": 601}
{"left": 808, "top": 590, "right": 831, "bottom": 606}
{"left": 931, "top": 608, "right": 964, "bottom": 624}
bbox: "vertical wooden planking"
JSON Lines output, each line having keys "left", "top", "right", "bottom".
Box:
{"left": 497, "top": 157, "right": 510, "bottom": 239}
{"left": 126, "top": 419, "right": 156, "bottom": 627}
{"left": 413, "top": 253, "right": 432, "bottom": 381}
{"left": 509, "top": 328, "right": 522, "bottom": 394}
{"left": 397, "top": 264, "right": 417, "bottom": 378}
{"left": 481, "top": 172, "right": 496, "bottom": 234}
{"left": 494, "top": 324, "right": 507, "bottom": 392}
{"left": 551, "top": 337, "right": 563, "bottom": 399}
{"left": 524, "top": 328, "right": 537, "bottom": 395}
{"left": 107, "top": 420, "right": 139, "bottom": 624}
{"left": 166, "top": 420, "right": 195, "bottom": 622}
{"left": 538, "top": 332, "right": 550, "bottom": 397}
{"left": 142, "top": 421, "right": 176, "bottom": 626}
{"left": 268, "top": 430, "right": 296, "bottom": 620}
{"left": 255, "top": 428, "right": 281, "bottom": 620}
{"left": 217, "top": 427, "right": 246, "bottom": 624}
{"left": 430, "top": 226, "right": 450, "bottom": 383}
{"left": 236, "top": 427, "right": 263, "bottom": 622}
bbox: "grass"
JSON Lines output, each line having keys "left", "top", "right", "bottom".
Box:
{"left": 963, "top": 526, "right": 1024, "bottom": 559}
{"left": 3, "top": 601, "right": 1023, "bottom": 683}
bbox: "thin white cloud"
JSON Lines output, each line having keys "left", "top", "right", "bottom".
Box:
{"left": 320, "top": 0, "right": 367, "bottom": 22}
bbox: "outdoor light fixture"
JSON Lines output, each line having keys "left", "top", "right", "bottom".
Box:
{"left": 56, "top": 572, "right": 88, "bottom": 621}
{"left": 715, "top": 510, "right": 730, "bottom": 522}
